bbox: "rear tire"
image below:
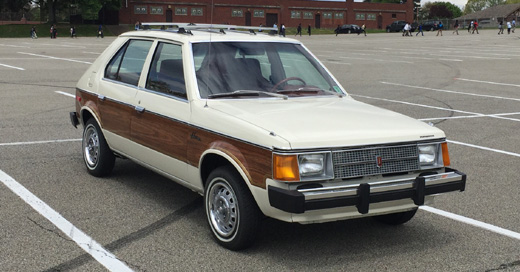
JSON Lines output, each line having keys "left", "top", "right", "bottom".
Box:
{"left": 204, "top": 166, "right": 261, "bottom": 250}
{"left": 373, "top": 208, "right": 417, "bottom": 225}
{"left": 82, "top": 119, "right": 115, "bottom": 177}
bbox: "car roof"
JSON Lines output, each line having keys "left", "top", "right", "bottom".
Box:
{"left": 120, "top": 28, "right": 300, "bottom": 45}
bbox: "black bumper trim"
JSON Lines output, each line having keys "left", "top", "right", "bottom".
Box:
{"left": 268, "top": 169, "right": 466, "bottom": 214}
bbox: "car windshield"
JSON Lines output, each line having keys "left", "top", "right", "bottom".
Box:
{"left": 193, "top": 42, "right": 342, "bottom": 99}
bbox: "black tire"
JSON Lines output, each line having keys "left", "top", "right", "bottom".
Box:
{"left": 204, "top": 166, "right": 261, "bottom": 250}
{"left": 82, "top": 119, "right": 115, "bottom": 177}
{"left": 373, "top": 208, "right": 418, "bottom": 225}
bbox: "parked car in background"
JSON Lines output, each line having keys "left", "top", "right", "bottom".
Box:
{"left": 336, "top": 24, "right": 363, "bottom": 34}
{"left": 386, "top": 21, "right": 417, "bottom": 33}
{"left": 422, "top": 20, "right": 438, "bottom": 31}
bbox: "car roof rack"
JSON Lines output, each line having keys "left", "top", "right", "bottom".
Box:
{"left": 140, "top": 22, "right": 278, "bottom": 36}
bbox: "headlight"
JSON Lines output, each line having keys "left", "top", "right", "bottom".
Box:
{"left": 418, "top": 142, "right": 450, "bottom": 169}
{"left": 273, "top": 152, "right": 333, "bottom": 182}
{"left": 299, "top": 154, "right": 325, "bottom": 176}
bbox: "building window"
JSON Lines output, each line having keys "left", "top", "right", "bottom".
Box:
{"left": 150, "top": 6, "right": 163, "bottom": 15}
{"left": 232, "top": 9, "right": 243, "bottom": 17}
{"left": 392, "top": 13, "right": 397, "bottom": 18}
{"left": 355, "top": 13, "right": 365, "bottom": 20}
{"left": 335, "top": 12, "right": 344, "bottom": 19}
{"left": 303, "top": 12, "right": 313, "bottom": 19}
{"left": 323, "top": 12, "right": 332, "bottom": 19}
{"left": 134, "top": 6, "right": 147, "bottom": 14}
{"left": 253, "top": 10, "right": 264, "bottom": 18}
{"left": 367, "top": 13, "right": 376, "bottom": 20}
{"left": 175, "top": 7, "right": 187, "bottom": 15}
{"left": 291, "top": 11, "right": 301, "bottom": 19}
{"left": 191, "top": 7, "right": 203, "bottom": 16}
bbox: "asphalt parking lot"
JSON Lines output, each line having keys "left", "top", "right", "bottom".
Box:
{"left": 1, "top": 29, "right": 519, "bottom": 271}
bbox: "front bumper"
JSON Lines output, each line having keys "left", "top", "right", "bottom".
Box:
{"left": 268, "top": 168, "right": 466, "bottom": 214}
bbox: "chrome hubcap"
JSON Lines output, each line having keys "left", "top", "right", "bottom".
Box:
{"left": 208, "top": 181, "right": 238, "bottom": 237}
{"left": 83, "top": 126, "right": 100, "bottom": 167}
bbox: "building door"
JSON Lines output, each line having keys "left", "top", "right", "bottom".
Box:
{"left": 245, "top": 11, "right": 251, "bottom": 26}
{"left": 166, "top": 9, "right": 172, "bottom": 22}
{"left": 315, "top": 14, "right": 321, "bottom": 29}
{"left": 377, "top": 15, "right": 383, "bottom": 29}
{"left": 266, "top": 13, "right": 278, "bottom": 27}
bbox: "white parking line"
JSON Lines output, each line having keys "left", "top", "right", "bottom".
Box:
{"left": 0, "top": 63, "right": 25, "bottom": 70}
{"left": 421, "top": 206, "right": 520, "bottom": 241}
{"left": 17, "top": 52, "right": 92, "bottom": 65}
{"left": 0, "top": 139, "right": 81, "bottom": 147}
{"left": 381, "top": 81, "right": 520, "bottom": 102}
{"left": 0, "top": 169, "right": 134, "bottom": 272}
{"left": 455, "top": 78, "right": 520, "bottom": 88}
{"left": 55, "top": 91, "right": 75, "bottom": 98}
{"left": 420, "top": 112, "right": 520, "bottom": 121}
{"left": 353, "top": 94, "right": 520, "bottom": 123}
{"left": 448, "top": 140, "right": 520, "bottom": 158}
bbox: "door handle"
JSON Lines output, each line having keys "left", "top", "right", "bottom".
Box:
{"left": 135, "top": 106, "right": 145, "bottom": 113}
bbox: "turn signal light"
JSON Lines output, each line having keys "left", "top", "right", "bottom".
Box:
{"left": 442, "top": 142, "right": 451, "bottom": 166}
{"left": 273, "top": 154, "right": 300, "bottom": 181}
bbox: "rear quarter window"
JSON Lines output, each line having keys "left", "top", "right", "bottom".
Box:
{"left": 104, "top": 39, "right": 153, "bottom": 86}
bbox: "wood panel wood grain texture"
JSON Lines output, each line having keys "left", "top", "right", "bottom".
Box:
{"left": 78, "top": 90, "right": 133, "bottom": 139}
{"left": 79, "top": 89, "right": 272, "bottom": 189}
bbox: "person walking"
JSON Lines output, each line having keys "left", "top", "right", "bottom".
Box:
{"left": 507, "top": 21, "right": 512, "bottom": 34}
{"left": 281, "top": 23, "right": 286, "bottom": 37}
{"left": 335, "top": 25, "right": 340, "bottom": 36}
{"left": 452, "top": 20, "right": 459, "bottom": 35}
{"left": 296, "top": 23, "right": 302, "bottom": 36}
{"left": 468, "top": 21, "right": 473, "bottom": 33}
{"left": 50, "top": 24, "right": 54, "bottom": 39}
{"left": 416, "top": 23, "right": 424, "bottom": 36}
{"left": 436, "top": 21, "right": 443, "bottom": 36}
{"left": 360, "top": 24, "right": 366, "bottom": 36}
{"left": 31, "top": 26, "right": 37, "bottom": 39}
{"left": 512, "top": 19, "right": 516, "bottom": 33}
{"left": 403, "top": 23, "right": 411, "bottom": 36}
{"left": 307, "top": 24, "right": 311, "bottom": 36}
{"left": 498, "top": 21, "right": 504, "bottom": 35}
{"left": 97, "top": 24, "right": 104, "bottom": 38}
{"left": 472, "top": 21, "right": 479, "bottom": 34}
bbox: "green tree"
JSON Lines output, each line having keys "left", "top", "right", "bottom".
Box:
{"left": 0, "top": 0, "right": 32, "bottom": 12}
{"left": 463, "top": 0, "right": 507, "bottom": 14}
{"left": 422, "top": 1, "right": 462, "bottom": 18}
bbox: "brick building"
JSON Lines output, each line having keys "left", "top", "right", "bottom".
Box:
{"left": 119, "top": 0, "right": 415, "bottom": 30}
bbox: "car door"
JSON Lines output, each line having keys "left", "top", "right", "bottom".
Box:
{"left": 97, "top": 39, "right": 154, "bottom": 153}
{"left": 131, "top": 41, "right": 191, "bottom": 183}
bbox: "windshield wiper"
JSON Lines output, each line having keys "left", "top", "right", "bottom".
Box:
{"left": 208, "top": 90, "right": 288, "bottom": 99}
{"left": 276, "top": 86, "right": 344, "bottom": 97}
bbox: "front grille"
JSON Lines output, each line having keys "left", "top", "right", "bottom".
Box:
{"left": 333, "top": 144, "right": 419, "bottom": 179}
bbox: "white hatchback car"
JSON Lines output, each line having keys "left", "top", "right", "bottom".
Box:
{"left": 70, "top": 23, "right": 466, "bottom": 250}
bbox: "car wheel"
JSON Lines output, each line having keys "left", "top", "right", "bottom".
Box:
{"left": 373, "top": 208, "right": 417, "bottom": 225}
{"left": 82, "top": 118, "right": 115, "bottom": 177}
{"left": 205, "top": 166, "right": 261, "bottom": 250}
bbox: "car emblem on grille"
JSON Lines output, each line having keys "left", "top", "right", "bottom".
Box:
{"left": 376, "top": 156, "right": 383, "bottom": 168}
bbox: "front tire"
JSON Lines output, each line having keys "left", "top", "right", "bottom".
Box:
{"left": 373, "top": 208, "right": 417, "bottom": 225}
{"left": 82, "top": 119, "right": 115, "bottom": 177}
{"left": 204, "top": 166, "right": 261, "bottom": 250}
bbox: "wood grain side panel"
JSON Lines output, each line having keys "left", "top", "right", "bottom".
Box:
{"left": 78, "top": 90, "right": 132, "bottom": 139}
{"left": 188, "top": 128, "right": 272, "bottom": 189}
{"left": 131, "top": 111, "right": 189, "bottom": 162}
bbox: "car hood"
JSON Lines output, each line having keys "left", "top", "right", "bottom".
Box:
{"left": 205, "top": 96, "right": 445, "bottom": 149}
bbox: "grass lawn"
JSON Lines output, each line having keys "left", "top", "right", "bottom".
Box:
{"left": 0, "top": 23, "right": 115, "bottom": 38}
